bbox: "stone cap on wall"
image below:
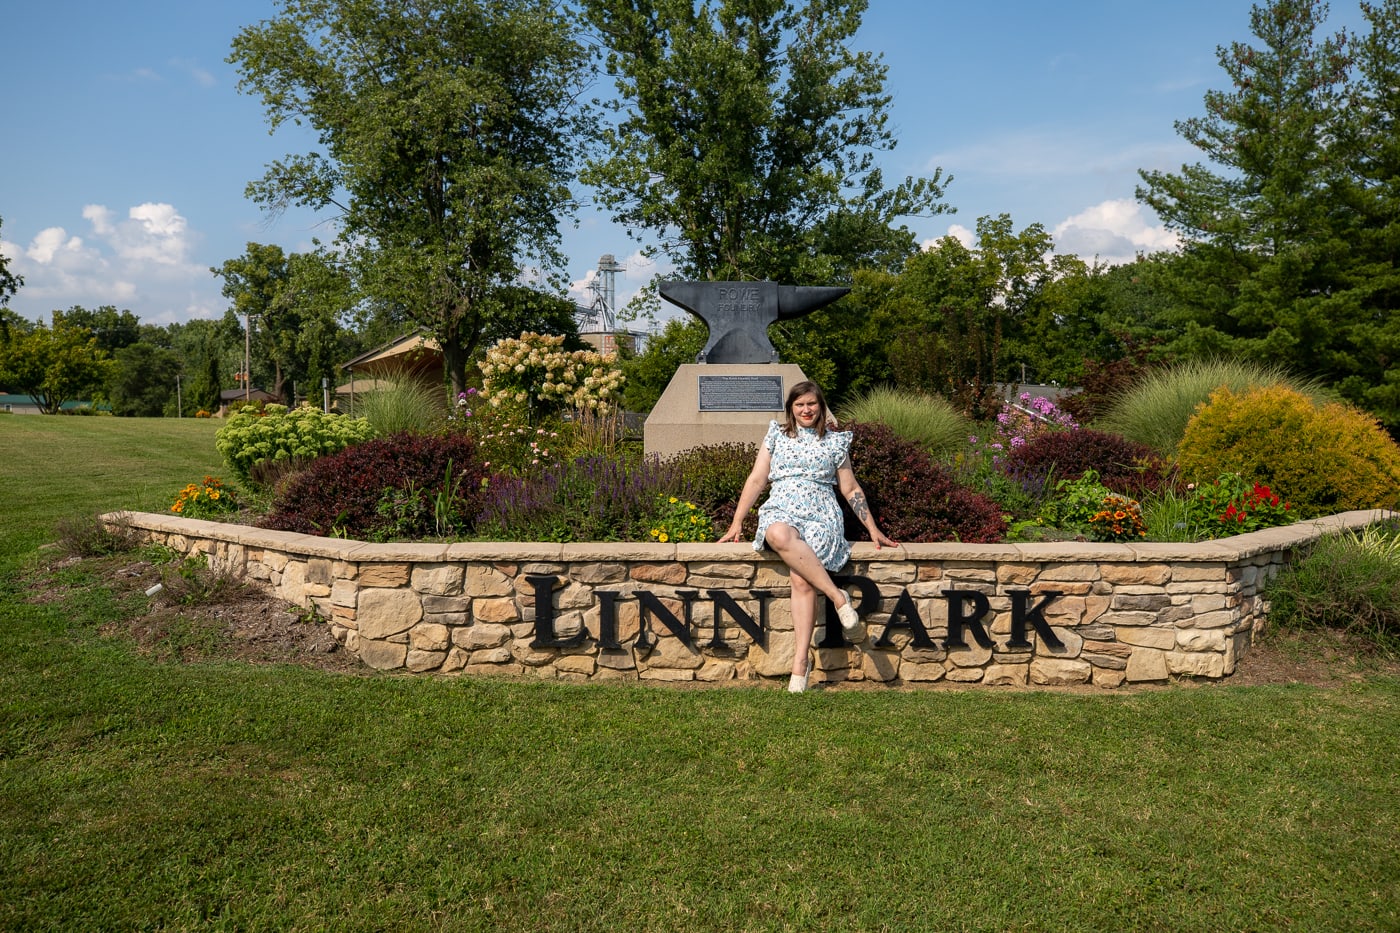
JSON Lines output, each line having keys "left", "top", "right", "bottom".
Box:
{"left": 101, "top": 509, "right": 1394, "bottom": 564}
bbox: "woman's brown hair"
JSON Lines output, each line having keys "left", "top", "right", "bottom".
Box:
{"left": 782, "top": 380, "right": 830, "bottom": 439}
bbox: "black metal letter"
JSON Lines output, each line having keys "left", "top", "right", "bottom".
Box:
{"left": 817, "top": 573, "right": 882, "bottom": 648}
{"left": 872, "top": 589, "right": 937, "bottom": 649}
{"left": 1007, "top": 590, "right": 1063, "bottom": 650}
{"left": 528, "top": 575, "right": 585, "bottom": 648}
{"left": 705, "top": 589, "right": 771, "bottom": 649}
{"left": 635, "top": 590, "right": 693, "bottom": 647}
{"left": 596, "top": 589, "right": 623, "bottom": 650}
{"left": 943, "top": 589, "right": 995, "bottom": 649}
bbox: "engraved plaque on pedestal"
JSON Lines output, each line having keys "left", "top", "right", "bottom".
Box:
{"left": 697, "top": 375, "right": 784, "bottom": 412}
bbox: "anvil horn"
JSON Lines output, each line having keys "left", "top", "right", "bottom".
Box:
{"left": 776, "top": 285, "right": 851, "bottom": 320}
{"left": 656, "top": 281, "right": 708, "bottom": 316}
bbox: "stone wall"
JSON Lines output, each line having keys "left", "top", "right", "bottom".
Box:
{"left": 107, "top": 510, "right": 1392, "bottom": 688}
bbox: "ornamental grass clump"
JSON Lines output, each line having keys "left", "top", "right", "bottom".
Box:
{"left": 215, "top": 404, "right": 374, "bottom": 489}
{"left": 1096, "top": 358, "right": 1321, "bottom": 457}
{"left": 357, "top": 379, "right": 448, "bottom": 436}
{"left": 837, "top": 386, "right": 971, "bottom": 459}
{"left": 1264, "top": 521, "right": 1400, "bottom": 655}
{"left": 1177, "top": 384, "right": 1400, "bottom": 518}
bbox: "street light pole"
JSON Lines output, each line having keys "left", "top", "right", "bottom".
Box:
{"left": 176, "top": 373, "right": 182, "bottom": 418}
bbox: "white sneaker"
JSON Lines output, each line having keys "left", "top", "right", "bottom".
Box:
{"left": 836, "top": 593, "right": 860, "bottom": 637}
{"left": 788, "top": 673, "right": 808, "bottom": 693}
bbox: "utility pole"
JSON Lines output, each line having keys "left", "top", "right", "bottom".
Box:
{"left": 244, "top": 313, "right": 258, "bottom": 403}
{"left": 175, "top": 373, "right": 182, "bottom": 418}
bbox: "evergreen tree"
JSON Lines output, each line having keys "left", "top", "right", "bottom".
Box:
{"left": 1135, "top": 1, "right": 1400, "bottom": 430}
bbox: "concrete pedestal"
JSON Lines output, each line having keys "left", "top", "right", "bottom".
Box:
{"left": 644, "top": 363, "right": 809, "bottom": 459}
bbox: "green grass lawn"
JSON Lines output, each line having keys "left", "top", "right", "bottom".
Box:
{"left": 1, "top": 417, "right": 1397, "bottom": 931}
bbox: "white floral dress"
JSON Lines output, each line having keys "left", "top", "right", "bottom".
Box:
{"left": 753, "top": 420, "right": 853, "bottom": 571}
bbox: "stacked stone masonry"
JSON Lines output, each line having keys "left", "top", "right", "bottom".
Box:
{"left": 108, "top": 510, "right": 1392, "bottom": 688}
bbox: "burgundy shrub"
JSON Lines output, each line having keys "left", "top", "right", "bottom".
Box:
{"left": 844, "top": 422, "right": 1006, "bottom": 543}
{"left": 1001, "top": 427, "right": 1170, "bottom": 497}
{"left": 261, "top": 432, "right": 488, "bottom": 538}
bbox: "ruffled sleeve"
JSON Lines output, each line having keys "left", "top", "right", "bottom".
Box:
{"left": 762, "top": 420, "right": 783, "bottom": 454}
{"left": 827, "top": 429, "right": 853, "bottom": 465}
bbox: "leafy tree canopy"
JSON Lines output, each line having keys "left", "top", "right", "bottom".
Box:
{"left": 580, "top": 0, "right": 948, "bottom": 284}
{"left": 0, "top": 314, "right": 112, "bottom": 413}
{"left": 0, "top": 213, "right": 22, "bottom": 310}
{"left": 229, "top": 0, "right": 595, "bottom": 395}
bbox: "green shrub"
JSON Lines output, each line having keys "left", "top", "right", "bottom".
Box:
{"left": 357, "top": 379, "right": 447, "bottom": 436}
{"left": 1177, "top": 385, "right": 1400, "bottom": 518}
{"left": 215, "top": 404, "right": 375, "bottom": 489}
{"left": 661, "top": 442, "right": 756, "bottom": 535}
{"left": 837, "top": 386, "right": 971, "bottom": 459}
{"left": 1264, "top": 521, "right": 1400, "bottom": 654}
{"left": 1036, "top": 470, "right": 1116, "bottom": 537}
{"left": 1096, "top": 358, "right": 1321, "bottom": 457}
{"left": 261, "top": 432, "right": 487, "bottom": 539}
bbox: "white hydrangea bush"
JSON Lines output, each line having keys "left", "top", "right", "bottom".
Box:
{"left": 478, "top": 332, "right": 625, "bottom": 418}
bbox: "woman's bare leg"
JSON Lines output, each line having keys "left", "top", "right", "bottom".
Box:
{"left": 788, "top": 572, "right": 816, "bottom": 677}
{"left": 763, "top": 522, "right": 850, "bottom": 612}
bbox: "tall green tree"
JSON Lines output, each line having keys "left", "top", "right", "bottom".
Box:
{"left": 1335, "top": 0, "right": 1400, "bottom": 424}
{"left": 0, "top": 314, "right": 112, "bottom": 413}
{"left": 55, "top": 306, "right": 141, "bottom": 355}
{"left": 229, "top": 0, "right": 594, "bottom": 396}
{"left": 214, "top": 243, "right": 351, "bottom": 405}
{"left": 875, "top": 216, "right": 1069, "bottom": 417}
{"left": 580, "top": 0, "right": 948, "bottom": 284}
{"left": 108, "top": 342, "right": 182, "bottom": 417}
{"left": 1134, "top": 1, "right": 1394, "bottom": 410}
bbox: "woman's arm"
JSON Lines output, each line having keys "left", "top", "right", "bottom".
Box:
{"left": 837, "top": 457, "right": 898, "bottom": 548}
{"left": 718, "top": 446, "right": 773, "bottom": 542}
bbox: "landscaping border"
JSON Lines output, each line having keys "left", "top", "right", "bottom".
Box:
{"left": 106, "top": 509, "right": 1393, "bottom": 688}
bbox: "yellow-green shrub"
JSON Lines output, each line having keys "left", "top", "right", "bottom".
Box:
{"left": 1177, "top": 385, "right": 1400, "bottom": 518}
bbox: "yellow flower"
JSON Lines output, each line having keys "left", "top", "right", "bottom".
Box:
{"left": 658, "top": 532, "right": 669, "bottom": 543}
{"left": 669, "top": 496, "right": 678, "bottom": 504}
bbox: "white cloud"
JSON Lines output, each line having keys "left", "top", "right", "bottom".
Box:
{"left": 82, "top": 204, "right": 114, "bottom": 236}
{"left": 922, "top": 224, "right": 975, "bottom": 251}
{"left": 106, "top": 202, "right": 197, "bottom": 267}
{"left": 4, "top": 202, "right": 211, "bottom": 321}
{"left": 1052, "top": 198, "right": 1179, "bottom": 265}
{"left": 169, "top": 58, "right": 217, "bottom": 88}
{"left": 25, "top": 227, "right": 86, "bottom": 265}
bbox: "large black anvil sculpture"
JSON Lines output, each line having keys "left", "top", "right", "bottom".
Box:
{"left": 659, "top": 281, "right": 850, "bottom": 364}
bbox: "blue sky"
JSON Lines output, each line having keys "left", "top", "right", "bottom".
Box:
{"left": 0, "top": 0, "right": 1368, "bottom": 328}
